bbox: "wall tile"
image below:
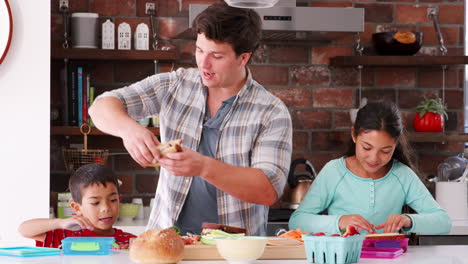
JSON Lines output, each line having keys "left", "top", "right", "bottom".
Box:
{"left": 311, "top": 132, "right": 350, "bottom": 151}
{"left": 90, "top": 0, "right": 136, "bottom": 16}
{"left": 291, "top": 66, "right": 330, "bottom": 86}
{"left": 439, "top": 4, "right": 464, "bottom": 24}
{"left": 293, "top": 110, "right": 332, "bottom": 129}
{"left": 270, "top": 46, "right": 309, "bottom": 64}
{"left": 313, "top": 88, "right": 354, "bottom": 108}
{"left": 355, "top": 4, "right": 393, "bottom": 23}
{"left": 250, "top": 65, "right": 289, "bottom": 86}
{"left": 375, "top": 67, "right": 416, "bottom": 87}
{"left": 396, "top": 4, "right": 431, "bottom": 24}
{"left": 293, "top": 131, "right": 309, "bottom": 152}
{"left": 420, "top": 26, "right": 459, "bottom": 46}
{"left": 269, "top": 88, "right": 312, "bottom": 108}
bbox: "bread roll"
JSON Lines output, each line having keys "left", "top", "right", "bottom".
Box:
{"left": 153, "top": 139, "right": 183, "bottom": 166}
{"left": 129, "top": 228, "right": 184, "bottom": 264}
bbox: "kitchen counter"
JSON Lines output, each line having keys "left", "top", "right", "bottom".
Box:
{"left": 0, "top": 246, "right": 467, "bottom": 263}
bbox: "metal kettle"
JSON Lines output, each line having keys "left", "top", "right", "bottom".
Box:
{"left": 287, "top": 158, "right": 317, "bottom": 205}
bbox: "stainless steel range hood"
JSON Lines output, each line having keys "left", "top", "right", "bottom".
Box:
{"left": 176, "top": 2, "right": 364, "bottom": 42}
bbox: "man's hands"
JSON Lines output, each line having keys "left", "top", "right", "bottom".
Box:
{"left": 375, "top": 214, "right": 412, "bottom": 233}
{"left": 157, "top": 147, "right": 208, "bottom": 177}
{"left": 339, "top": 214, "right": 412, "bottom": 234}
{"left": 120, "top": 123, "right": 161, "bottom": 167}
{"left": 339, "top": 214, "right": 376, "bottom": 234}
{"left": 60, "top": 215, "right": 94, "bottom": 231}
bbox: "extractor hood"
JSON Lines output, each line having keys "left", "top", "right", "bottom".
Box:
{"left": 176, "top": 1, "right": 364, "bottom": 42}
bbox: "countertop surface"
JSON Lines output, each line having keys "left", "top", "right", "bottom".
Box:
{"left": 0, "top": 246, "right": 467, "bottom": 264}
{"left": 115, "top": 219, "right": 468, "bottom": 236}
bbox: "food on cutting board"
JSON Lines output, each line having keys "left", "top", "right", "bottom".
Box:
{"left": 201, "top": 222, "right": 247, "bottom": 235}
{"left": 278, "top": 225, "right": 361, "bottom": 242}
{"left": 365, "top": 232, "right": 406, "bottom": 239}
{"left": 129, "top": 228, "right": 184, "bottom": 264}
{"left": 200, "top": 222, "right": 246, "bottom": 246}
{"left": 153, "top": 139, "right": 183, "bottom": 166}
{"left": 278, "top": 229, "right": 309, "bottom": 242}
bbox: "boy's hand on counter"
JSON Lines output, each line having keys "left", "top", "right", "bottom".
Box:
{"left": 376, "top": 214, "right": 412, "bottom": 233}
{"left": 339, "top": 214, "right": 376, "bottom": 234}
{"left": 60, "top": 216, "right": 94, "bottom": 231}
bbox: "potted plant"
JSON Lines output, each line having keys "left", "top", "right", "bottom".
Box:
{"left": 413, "top": 97, "right": 448, "bottom": 132}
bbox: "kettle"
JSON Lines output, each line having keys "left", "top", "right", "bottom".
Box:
{"left": 437, "top": 153, "right": 468, "bottom": 182}
{"left": 287, "top": 159, "right": 317, "bottom": 205}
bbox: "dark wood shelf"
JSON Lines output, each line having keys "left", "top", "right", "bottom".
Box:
{"left": 407, "top": 132, "right": 468, "bottom": 143}
{"left": 330, "top": 56, "right": 468, "bottom": 66}
{"left": 51, "top": 126, "right": 160, "bottom": 136}
{"left": 51, "top": 41, "right": 178, "bottom": 61}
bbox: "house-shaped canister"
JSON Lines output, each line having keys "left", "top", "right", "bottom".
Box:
{"left": 134, "top": 23, "right": 149, "bottom": 50}
{"left": 102, "top": 19, "right": 115, "bottom": 50}
{"left": 118, "top": 22, "right": 131, "bottom": 50}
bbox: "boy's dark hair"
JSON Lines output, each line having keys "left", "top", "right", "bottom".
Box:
{"left": 345, "top": 101, "right": 420, "bottom": 175}
{"left": 193, "top": 2, "right": 262, "bottom": 57}
{"left": 69, "top": 164, "right": 119, "bottom": 204}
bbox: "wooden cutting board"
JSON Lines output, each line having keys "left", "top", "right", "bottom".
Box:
{"left": 183, "top": 240, "right": 306, "bottom": 260}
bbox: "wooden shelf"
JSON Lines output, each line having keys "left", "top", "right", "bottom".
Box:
{"left": 51, "top": 41, "right": 178, "bottom": 61}
{"left": 407, "top": 132, "right": 468, "bottom": 143}
{"left": 51, "top": 126, "right": 160, "bottom": 136}
{"left": 329, "top": 56, "right": 468, "bottom": 66}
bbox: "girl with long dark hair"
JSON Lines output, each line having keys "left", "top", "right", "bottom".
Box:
{"left": 289, "top": 101, "right": 451, "bottom": 235}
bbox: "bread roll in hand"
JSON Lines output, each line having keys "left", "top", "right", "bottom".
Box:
{"left": 153, "top": 139, "right": 183, "bottom": 166}
{"left": 129, "top": 228, "right": 185, "bottom": 264}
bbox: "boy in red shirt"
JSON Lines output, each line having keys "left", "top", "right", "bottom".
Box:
{"left": 18, "top": 164, "right": 136, "bottom": 249}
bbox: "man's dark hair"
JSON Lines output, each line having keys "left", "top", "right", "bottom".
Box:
{"left": 69, "top": 164, "right": 119, "bottom": 204}
{"left": 193, "top": 2, "right": 262, "bottom": 56}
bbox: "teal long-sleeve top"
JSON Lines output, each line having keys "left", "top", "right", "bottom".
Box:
{"left": 289, "top": 157, "right": 451, "bottom": 235}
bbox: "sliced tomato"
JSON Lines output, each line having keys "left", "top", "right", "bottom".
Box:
{"left": 342, "top": 225, "right": 360, "bottom": 237}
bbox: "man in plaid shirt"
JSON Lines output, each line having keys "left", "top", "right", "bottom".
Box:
{"left": 90, "top": 2, "right": 292, "bottom": 236}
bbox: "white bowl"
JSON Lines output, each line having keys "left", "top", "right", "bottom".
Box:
{"left": 214, "top": 236, "right": 267, "bottom": 264}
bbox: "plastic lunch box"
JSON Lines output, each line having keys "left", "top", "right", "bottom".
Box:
{"left": 360, "top": 247, "right": 404, "bottom": 259}
{"left": 62, "top": 237, "right": 116, "bottom": 255}
{"left": 0, "top": 247, "right": 60, "bottom": 257}
{"left": 302, "top": 234, "right": 365, "bottom": 264}
{"left": 362, "top": 237, "right": 409, "bottom": 252}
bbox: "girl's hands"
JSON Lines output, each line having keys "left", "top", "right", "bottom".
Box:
{"left": 376, "top": 214, "right": 412, "bottom": 233}
{"left": 60, "top": 216, "right": 94, "bottom": 231}
{"left": 339, "top": 214, "right": 376, "bottom": 234}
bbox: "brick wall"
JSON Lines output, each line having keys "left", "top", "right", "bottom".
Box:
{"left": 50, "top": 0, "right": 465, "bottom": 202}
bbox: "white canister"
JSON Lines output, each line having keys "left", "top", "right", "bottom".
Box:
{"left": 436, "top": 182, "right": 468, "bottom": 221}
{"left": 71, "top": 13, "right": 99, "bottom": 48}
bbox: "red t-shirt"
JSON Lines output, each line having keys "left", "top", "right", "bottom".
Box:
{"left": 35, "top": 228, "right": 136, "bottom": 249}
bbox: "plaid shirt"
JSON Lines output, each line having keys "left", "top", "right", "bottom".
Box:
{"left": 97, "top": 68, "right": 292, "bottom": 235}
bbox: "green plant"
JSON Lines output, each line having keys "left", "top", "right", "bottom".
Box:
{"left": 414, "top": 97, "right": 448, "bottom": 119}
